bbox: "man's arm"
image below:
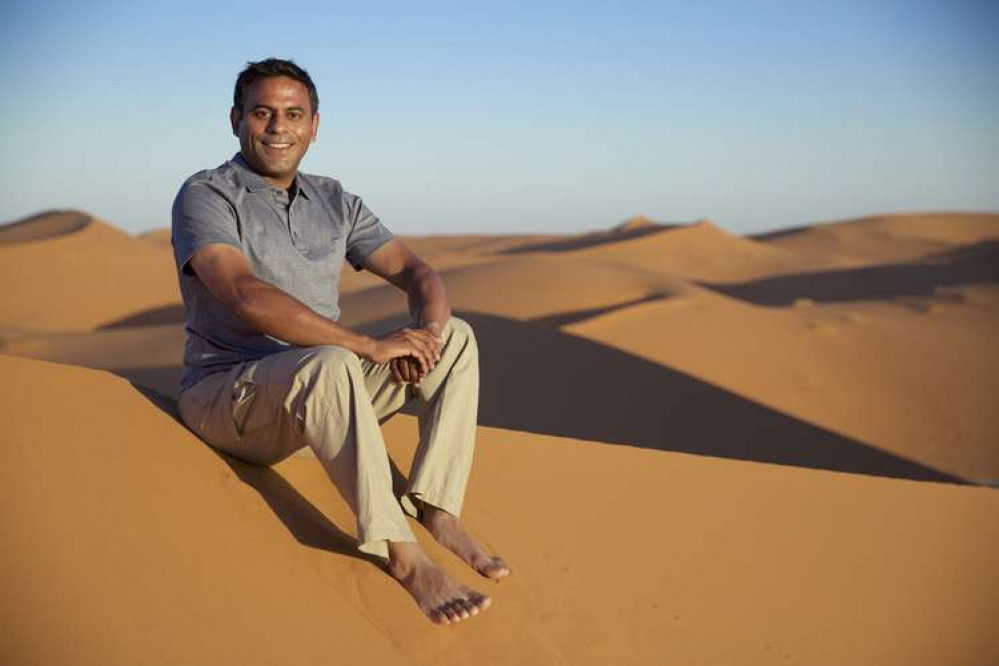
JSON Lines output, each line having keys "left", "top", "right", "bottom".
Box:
{"left": 188, "top": 243, "right": 441, "bottom": 371}
{"left": 361, "top": 239, "right": 452, "bottom": 336}
{"left": 361, "top": 239, "right": 451, "bottom": 384}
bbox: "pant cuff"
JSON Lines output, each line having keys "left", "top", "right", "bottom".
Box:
{"left": 401, "top": 490, "right": 462, "bottom": 520}
{"left": 358, "top": 525, "right": 418, "bottom": 560}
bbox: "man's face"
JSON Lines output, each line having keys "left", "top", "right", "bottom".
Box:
{"left": 230, "top": 75, "right": 319, "bottom": 189}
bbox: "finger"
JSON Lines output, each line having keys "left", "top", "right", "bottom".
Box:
{"left": 399, "top": 358, "right": 416, "bottom": 383}
{"left": 403, "top": 328, "right": 436, "bottom": 357}
{"left": 411, "top": 360, "right": 426, "bottom": 386}
{"left": 403, "top": 338, "right": 433, "bottom": 375}
{"left": 391, "top": 336, "right": 431, "bottom": 371}
{"left": 389, "top": 359, "right": 405, "bottom": 384}
{"left": 424, "top": 330, "right": 444, "bottom": 358}
{"left": 407, "top": 328, "right": 443, "bottom": 358}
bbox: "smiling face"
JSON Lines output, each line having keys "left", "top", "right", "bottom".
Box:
{"left": 230, "top": 75, "right": 319, "bottom": 190}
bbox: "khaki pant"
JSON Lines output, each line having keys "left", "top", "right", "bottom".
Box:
{"left": 178, "top": 317, "right": 479, "bottom": 559}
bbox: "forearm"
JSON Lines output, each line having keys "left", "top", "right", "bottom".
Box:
{"left": 405, "top": 264, "right": 451, "bottom": 334}
{"left": 232, "top": 276, "right": 374, "bottom": 356}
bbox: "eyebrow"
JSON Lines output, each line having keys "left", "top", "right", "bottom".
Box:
{"left": 250, "top": 104, "right": 308, "bottom": 113}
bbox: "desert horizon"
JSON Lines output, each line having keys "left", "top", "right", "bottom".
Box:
{"left": 2, "top": 207, "right": 997, "bottom": 664}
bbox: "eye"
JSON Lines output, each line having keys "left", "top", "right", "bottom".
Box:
{"left": 253, "top": 109, "right": 270, "bottom": 119}
{"left": 288, "top": 111, "right": 303, "bottom": 120}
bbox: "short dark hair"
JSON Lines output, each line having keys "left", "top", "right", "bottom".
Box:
{"left": 233, "top": 58, "right": 319, "bottom": 114}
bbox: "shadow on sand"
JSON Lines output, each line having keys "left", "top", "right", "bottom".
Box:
{"left": 117, "top": 307, "right": 965, "bottom": 526}
{"left": 500, "top": 224, "right": 681, "bottom": 254}
{"left": 117, "top": 305, "right": 969, "bottom": 559}
{"left": 99, "top": 304, "right": 186, "bottom": 330}
{"left": 700, "top": 239, "right": 999, "bottom": 306}
{"left": 357, "top": 311, "right": 965, "bottom": 485}
{"left": 131, "top": 382, "right": 381, "bottom": 565}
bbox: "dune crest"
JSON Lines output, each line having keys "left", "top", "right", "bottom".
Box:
{"left": 753, "top": 212, "right": 999, "bottom": 264}
{"left": 0, "top": 210, "right": 92, "bottom": 245}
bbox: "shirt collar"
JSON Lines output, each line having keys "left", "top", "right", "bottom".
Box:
{"left": 230, "top": 152, "right": 311, "bottom": 200}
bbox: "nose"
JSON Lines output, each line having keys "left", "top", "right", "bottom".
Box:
{"left": 266, "top": 112, "right": 286, "bottom": 134}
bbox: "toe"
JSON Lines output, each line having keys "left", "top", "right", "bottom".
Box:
{"left": 455, "top": 597, "right": 478, "bottom": 617}
{"left": 452, "top": 599, "right": 471, "bottom": 620}
{"left": 441, "top": 603, "right": 463, "bottom": 624}
{"left": 467, "top": 591, "right": 492, "bottom": 613}
{"left": 477, "top": 556, "right": 511, "bottom": 579}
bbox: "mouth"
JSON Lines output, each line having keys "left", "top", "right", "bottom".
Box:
{"left": 262, "top": 140, "right": 294, "bottom": 151}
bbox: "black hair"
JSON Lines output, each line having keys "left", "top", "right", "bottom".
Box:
{"left": 233, "top": 58, "right": 319, "bottom": 114}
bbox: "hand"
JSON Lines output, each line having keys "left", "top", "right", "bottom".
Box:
{"left": 390, "top": 322, "right": 446, "bottom": 384}
{"left": 390, "top": 356, "right": 423, "bottom": 385}
{"left": 360, "top": 326, "right": 442, "bottom": 379}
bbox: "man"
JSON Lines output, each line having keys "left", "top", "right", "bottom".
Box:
{"left": 171, "top": 58, "right": 508, "bottom": 625}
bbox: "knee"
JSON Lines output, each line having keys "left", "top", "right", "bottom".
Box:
{"left": 299, "top": 345, "right": 362, "bottom": 388}
{"left": 446, "top": 316, "right": 476, "bottom": 345}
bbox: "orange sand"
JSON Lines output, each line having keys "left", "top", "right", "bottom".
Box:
{"left": 1, "top": 210, "right": 997, "bottom": 664}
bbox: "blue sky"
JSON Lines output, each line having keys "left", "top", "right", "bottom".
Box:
{"left": 2, "top": 0, "right": 997, "bottom": 235}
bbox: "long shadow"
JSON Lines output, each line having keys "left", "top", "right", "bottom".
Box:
{"left": 530, "top": 294, "right": 667, "bottom": 328}
{"left": 129, "top": 382, "right": 379, "bottom": 565}
{"left": 501, "top": 224, "right": 681, "bottom": 254}
{"left": 119, "top": 310, "right": 967, "bottom": 487}
{"left": 700, "top": 239, "right": 999, "bottom": 306}
{"left": 358, "top": 311, "right": 966, "bottom": 485}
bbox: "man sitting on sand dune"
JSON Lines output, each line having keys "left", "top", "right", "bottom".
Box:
{"left": 171, "top": 57, "right": 508, "bottom": 625}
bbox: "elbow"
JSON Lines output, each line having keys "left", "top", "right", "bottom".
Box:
{"left": 230, "top": 278, "right": 265, "bottom": 321}
{"left": 232, "top": 294, "right": 258, "bottom": 322}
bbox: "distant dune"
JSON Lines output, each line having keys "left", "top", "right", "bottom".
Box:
{"left": 2, "top": 209, "right": 997, "bottom": 664}
{"left": 752, "top": 212, "right": 999, "bottom": 263}
{"left": 0, "top": 210, "right": 92, "bottom": 245}
{"left": 0, "top": 211, "right": 179, "bottom": 333}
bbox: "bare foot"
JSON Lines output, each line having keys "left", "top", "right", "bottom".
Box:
{"left": 387, "top": 541, "right": 491, "bottom": 625}
{"left": 419, "top": 504, "right": 511, "bottom": 580}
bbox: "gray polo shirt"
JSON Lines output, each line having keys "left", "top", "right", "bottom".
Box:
{"left": 171, "top": 153, "right": 394, "bottom": 392}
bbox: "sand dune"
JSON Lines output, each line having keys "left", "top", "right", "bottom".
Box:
{"left": 3, "top": 354, "right": 997, "bottom": 664}
{"left": 568, "top": 287, "right": 999, "bottom": 482}
{"left": 136, "top": 228, "right": 172, "bottom": 247}
{"left": 0, "top": 210, "right": 92, "bottom": 244}
{"left": 553, "top": 219, "right": 856, "bottom": 282}
{"left": 753, "top": 212, "right": 999, "bottom": 264}
{"left": 2, "top": 209, "right": 998, "bottom": 664}
{"left": 0, "top": 212, "right": 179, "bottom": 333}
{"left": 339, "top": 254, "right": 692, "bottom": 328}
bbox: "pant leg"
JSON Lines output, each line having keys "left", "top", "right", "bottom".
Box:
{"left": 178, "top": 345, "right": 416, "bottom": 559}
{"left": 361, "top": 317, "right": 480, "bottom": 520}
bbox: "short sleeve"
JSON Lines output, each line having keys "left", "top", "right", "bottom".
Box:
{"left": 171, "top": 180, "right": 242, "bottom": 275}
{"left": 342, "top": 191, "right": 394, "bottom": 270}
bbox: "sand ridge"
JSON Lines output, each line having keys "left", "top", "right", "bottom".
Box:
{"left": 1, "top": 209, "right": 997, "bottom": 664}
{"left": 0, "top": 212, "right": 179, "bottom": 333}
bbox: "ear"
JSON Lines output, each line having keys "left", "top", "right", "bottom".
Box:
{"left": 229, "top": 106, "right": 241, "bottom": 136}
{"left": 310, "top": 111, "right": 320, "bottom": 143}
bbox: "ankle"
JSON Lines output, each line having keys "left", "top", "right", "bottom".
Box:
{"left": 387, "top": 541, "right": 427, "bottom": 578}
{"left": 420, "top": 504, "right": 457, "bottom": 530}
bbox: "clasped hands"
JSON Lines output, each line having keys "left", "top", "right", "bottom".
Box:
{"left": 364, "top": 323, "right": 444, "bottom": 386}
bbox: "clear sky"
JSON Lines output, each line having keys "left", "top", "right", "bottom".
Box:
{"left": 2, "top": 0, "right": 997, "bottom": 236}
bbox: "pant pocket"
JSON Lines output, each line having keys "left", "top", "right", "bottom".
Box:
{"left": 231, "top": 363, "right": 260, "bottom": 437}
